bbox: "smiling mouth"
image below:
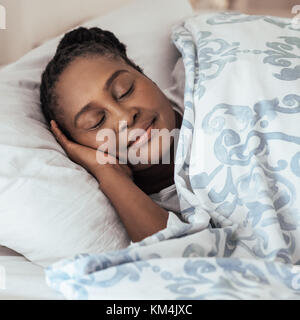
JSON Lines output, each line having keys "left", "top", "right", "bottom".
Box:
{"left": 128, "top": 117, "right": 157, "bottom": 149}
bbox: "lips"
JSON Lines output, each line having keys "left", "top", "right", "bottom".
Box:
{"left": 127, "top": 117, "right": 156, "bottom": 148}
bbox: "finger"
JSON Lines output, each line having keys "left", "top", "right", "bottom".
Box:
{"left": 96, "top": 149, "right": 117, "bottom": 164}
{"left": 50, "top": 120, "right": 72, "bottom": 148}
{"left": 50, "top": 120, "right": 61, "bottom": 133}
{"left": 50, "top": 120, "right": 64, "bottom": 141}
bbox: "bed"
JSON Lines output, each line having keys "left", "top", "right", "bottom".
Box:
{"left": 0, "top": 246, "right": 63, "bottom": 300}
{"left": 1, "top": 0, "right": 300, "bottom": 300}
{"left": 0, "top": 0, "right": 195, "bottom": 300}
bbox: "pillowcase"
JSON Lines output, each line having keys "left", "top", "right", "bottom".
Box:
{"left": 0, "top": 0, "right": 193, "bottom": 267}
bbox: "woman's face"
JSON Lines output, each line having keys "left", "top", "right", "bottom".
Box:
{"left": 54, "top": 55, "right": 177, "bottom": 171}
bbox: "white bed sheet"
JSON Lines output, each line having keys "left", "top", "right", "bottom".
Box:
{"left": 0, "top": 246, "right": 63, "bottom": 300}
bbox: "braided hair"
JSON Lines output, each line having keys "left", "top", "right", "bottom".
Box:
{"left": 40, "top": 27, "right": 144, "bottom": 134}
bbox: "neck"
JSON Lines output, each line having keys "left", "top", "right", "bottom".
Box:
{"left": 133, "top": 142, "right": 175, "bottom": 195}
{"left": 133, "top": 110, "right": 182, "bottom": 195}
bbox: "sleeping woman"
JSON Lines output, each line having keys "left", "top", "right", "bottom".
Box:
{"left": 40, "top": 27, "right": 185, "bottom": 243}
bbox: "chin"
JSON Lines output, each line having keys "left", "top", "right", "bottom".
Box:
{"left": 131, "top": 163, "right": 154, "bottom": 172}
{"left": 128, "top": 138, "right": 166, "bottom": 165}
{"left": 128, "top": 151, "right": 160, "bottom": 168}
{"left": 129, "top": 145, "right": 173, "bottom": 168}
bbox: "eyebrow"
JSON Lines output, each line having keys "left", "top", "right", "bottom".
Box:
{"left": 74, "top": 69, "right": 129, "bottom": 127}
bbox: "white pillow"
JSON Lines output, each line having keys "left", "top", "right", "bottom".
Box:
{"left": 0, "top": 0, "right": 193, "bottom": 267}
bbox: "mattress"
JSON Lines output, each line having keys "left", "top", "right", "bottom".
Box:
{"left": 0, "top": 246, "right": 63, "bottom": 300}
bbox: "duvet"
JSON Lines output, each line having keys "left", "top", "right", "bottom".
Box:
{"left": 45, "top": 12, "right": 300, "bottom": 300}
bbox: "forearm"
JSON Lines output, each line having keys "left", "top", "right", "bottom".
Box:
{"left": 95, "top": 167, "right": 169, "bottom": 243}
{"left": 50, "top": 120, "right": 168, "bottom": 240}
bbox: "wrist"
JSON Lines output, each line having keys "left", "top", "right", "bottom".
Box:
{"left": 91, "top": 163, "right": 115, "bottom": 179}
{"left": 93, "top": 163, "right": 132, "bottom": 186}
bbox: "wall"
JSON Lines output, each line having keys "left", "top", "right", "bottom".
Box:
{"left": 231, "top": 0, "right": 297, "bottom": 16}
{"left": 190, "top": 0, "right": 297, "bottom": 17}
{"left": 0, "top": 0, "right": 134, "bottom": 66}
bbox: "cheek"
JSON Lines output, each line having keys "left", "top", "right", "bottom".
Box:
{"left": 95, "top": 132, "right": 120, "bottom": 158}
{"left": 157, "top": 104, "right": 176, "bottom": 131}
{"left": 167, "top": 107, "right": 176, "bottom": 130}
{"left": 71, "top": 131, "right": 99, "bottom": 150}
{"left": 152, "top": 90, "right": 176, "bottom": 130}
{"left": 96, "top": 135, "right": 113, "bottom": 153}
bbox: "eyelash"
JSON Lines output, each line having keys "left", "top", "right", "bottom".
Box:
{"left": 90, "top": 83, "right": 135, "bottom": 130}
{"left": 119, "top": 83, "right": 134, "bottom": 99}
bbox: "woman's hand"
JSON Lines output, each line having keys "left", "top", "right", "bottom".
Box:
{"left": 50, "top": 120, "right": 169, "bottom": 243}
{"left": 50, "top": 120, "right": 133, "bottom": 181}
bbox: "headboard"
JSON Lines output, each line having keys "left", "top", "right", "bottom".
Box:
{"left": 0, "top": 0, "right": 136, "bottom": 66}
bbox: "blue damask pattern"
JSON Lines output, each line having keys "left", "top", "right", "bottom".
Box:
{"left": 207, "top": 12, "right": 300, "bottom": 81}
{"left": 45, "top": 12, "right": 300, "bottom": 300}
{"left": 263, "top": 37, "right": 300, "bottom": 80}
{"left": 207, "top": 11, "right": 300, "bottom": 32}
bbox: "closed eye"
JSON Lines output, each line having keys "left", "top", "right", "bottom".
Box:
{"left": 90, "top": 115, "right": 105, "bottom": 130}
{"left": 119, "top": 83, "right": 134, "bottom": 99}
{"left": 90, "top": 83, "right": 135, "bottom": 130}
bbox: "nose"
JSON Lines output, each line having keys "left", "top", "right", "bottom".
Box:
{"left": 111, "top": 106, "right": 139, "bottom": 155}
{"left": 113, "top": 106, "right": 139, "bottom": 134}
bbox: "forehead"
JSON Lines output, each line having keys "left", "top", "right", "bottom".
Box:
{"left": 55, "top": 55, "right": 127, "bottom": 113}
